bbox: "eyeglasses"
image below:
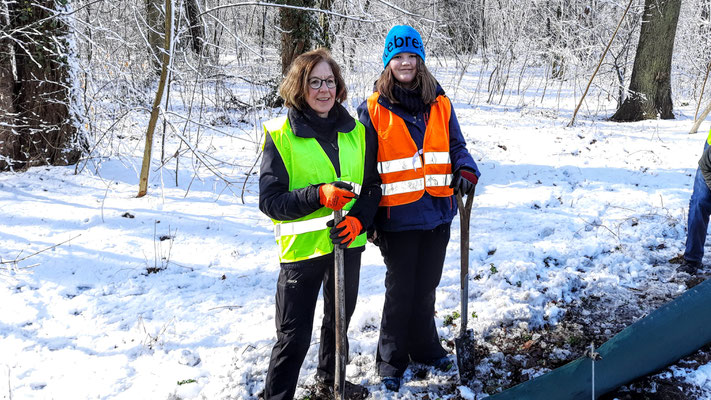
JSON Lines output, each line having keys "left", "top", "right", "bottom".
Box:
{"left": 308, "top": 77, "right": 337, "bottom": 90}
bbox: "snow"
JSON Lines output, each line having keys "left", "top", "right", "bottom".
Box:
{"left": 2, "top": 79, "right": 711, "bottom": 399}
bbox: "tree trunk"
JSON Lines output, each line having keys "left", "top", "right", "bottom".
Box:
{"left": 2, "top": 0, "right": 83, "bottom": 172}
{"left": 480, "top": 0, "right": 486, "bottom": 53}
{"left": 138, "top": 0, "right": 172, "bottom": 197}
{"left": 184, "top": 0, "right": 205, "bottom": 56}
{"left": 548, "top": 3, "right": 566, "bottom": 79}
{"left": 610, "top": 0, "right": 681, "bottom": 122}
{"left": 279, "top": 0, "right": 318, "bottom": 76}
{"left": 260, "top": 0, "right": 318, "bottom": 108}
{"left": 146, "top": 0, "right": 165, "bottom": 73}
{"left": 443, "top": 0, "right": 481, "bottom": 54}
{"left": 318, "top": 0, "right": 333, "bottom": 49}
{"left": 0, "top": 1, "right": 15, "bottom": 171}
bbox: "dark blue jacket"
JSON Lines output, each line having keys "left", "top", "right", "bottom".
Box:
{"left": 357, "top": 86, "right": 480, "bottom": 232}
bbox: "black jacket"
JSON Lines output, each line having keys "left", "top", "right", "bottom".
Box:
{"left": 259, "top": 103, "right": 382, "bottom": 240}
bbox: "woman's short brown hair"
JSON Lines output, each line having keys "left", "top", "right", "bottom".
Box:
{"left": 375, "top": 55, "right": 438, "bottom": 105}
{"left": 279, "top": 48, "right": 348, "bottom": 111}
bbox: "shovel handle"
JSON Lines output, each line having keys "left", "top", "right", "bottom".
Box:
{"left": 456, "top": 189, "right": 475, "bottom": 339}
{"left": 333, "top": 210, "right": 346, "bottom": 400}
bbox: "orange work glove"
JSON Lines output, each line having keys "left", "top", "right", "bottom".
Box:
{"left": 319, "top": 181, "right": 357, "bottom": 211}
{"left": 326, "top": 216, "right": 363, "bottom": 248}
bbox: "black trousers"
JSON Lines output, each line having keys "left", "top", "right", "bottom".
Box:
{"left": 263, "top": 250, "right": 361, "bottom": 400}
{"left": 376, "top": 223, "right": 450, "bottom": 377}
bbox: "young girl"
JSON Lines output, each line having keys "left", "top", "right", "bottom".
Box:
{"left": 357, "top": 25, "right": 480, "bottom": 392}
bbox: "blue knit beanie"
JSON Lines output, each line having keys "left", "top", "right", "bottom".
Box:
{"left": 382, "top": 25, "right": 425, "bottom": 68}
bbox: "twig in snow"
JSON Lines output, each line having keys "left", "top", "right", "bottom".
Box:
{"left": 1, "top": 235, "right": 82, "bottom": 268}
{"left": 241, "top": 344, "right": 256, "bottom": 355}
{"left": 241, "top": 151, "right": 262, "bottom": 205}
{"left": 138, "top": 316, "right": 175, "bottom": 351}
{"left": 208, "top": 305, "right": 242, "bottom": 311}
{"left": 577, "top": 216, "right": 620, "bottom": 243}
{"left": 100, "top": 182, "right": 111, "bottom": 223}
{"left": 6, "top": 364, "right": 11, "bottom": 400}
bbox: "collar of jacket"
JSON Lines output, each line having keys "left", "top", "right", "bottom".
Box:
{"left": 287, "top": 103, "right": 356, "bottom": 140}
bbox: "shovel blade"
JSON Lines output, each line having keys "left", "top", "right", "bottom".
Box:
{"left": 455, "top": 329, "right": 477, "bottom": 385}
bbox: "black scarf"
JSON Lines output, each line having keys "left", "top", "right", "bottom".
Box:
{"left": 391, "top": 84, "right": 430, "bottom": 114}
{"left": 300, "top": 107, "right": 337, "bottom": 137}
{"left": 288, "top": 103, "right": 355, "bottom": 142}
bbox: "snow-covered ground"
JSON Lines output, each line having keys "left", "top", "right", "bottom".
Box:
{"left": 2, "top": 73, "right": 711, "bottom": 399}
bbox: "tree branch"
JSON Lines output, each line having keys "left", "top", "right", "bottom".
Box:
{"left": 200, "top": 1, "right": 381, "bottom": 23}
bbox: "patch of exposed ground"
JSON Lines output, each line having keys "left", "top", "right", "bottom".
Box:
{"left": 291, "top": 265, "right": 709, "bottom": 399}
{"left": 460, "top": 266, "right": 710, "bottom": 399}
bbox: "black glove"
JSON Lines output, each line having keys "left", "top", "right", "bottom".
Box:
{"left": 367, "top": 227, "right": 380, "bottom": 247}
{"left": 450, "top": 168, "right": 478, "bottom": 195}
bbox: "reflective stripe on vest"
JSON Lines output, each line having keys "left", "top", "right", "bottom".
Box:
{"left": 367, "top": 92, "right": 454, "bottom": 206}
{"left": 378, "top": 155, "right": 422, "bottom": 174}
{"left": 274, "top": 215, "right": 332, "bottom": 238}
{"left": 377, "top": 151, "right": 450, "bottom": 174}
{"left": 273, "top": 181, "right": 362, "bottom": 239}
{"left": 263, "top": 116, "right": 367, "bottom": 263}
{"left": 423, "top": 151, "right": 451, "bottom": 165}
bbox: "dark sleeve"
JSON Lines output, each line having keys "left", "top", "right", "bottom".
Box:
{"left": 448, "top": 104, "right": 481, "bottom": 179}
{"left": 356, "top": 100, "right": 373, "bottom": 135}
{"left": 699, "top": 144, "right": 711, "bottom": 190}
{"left": 259, "top": 133, "right": 323, "bottom": 221}
{"left": 346, "top": 119, "right": 382, "bottom": 231}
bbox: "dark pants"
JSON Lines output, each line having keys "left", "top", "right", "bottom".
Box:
{"left": 685, "top": 145, "right": 711, "bottom": 264}
{"left": 376, "top": 223, "right": 450, "bottom": 378}
{"left": 263, "top": 250, "right": 361, "bottom": 400}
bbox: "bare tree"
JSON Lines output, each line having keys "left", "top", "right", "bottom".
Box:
{"left": 318, "top": 0, "right": 335, "bottom": 49}
{"left": 185, "top": 0, "right": 206, "bottom": 55}
{"left": 279, "top": 0, "right": 319, "bottom": 76}
{"left": 442, "top": 0, "right": 485, "bottom": 54}
{"left": 147, "top": 0, "right": 165, "bottom": 73}
{"left": 0, "top": 1, "right": 14, "bottom": 170}
{"left": 139, "top": 0, "right": 173, "bottom": 197}
{"left": 611, "top": 0, "right": 682, "bottom": 121}
{"left": 0, "top": 0, "right": 84, "bottom": 172}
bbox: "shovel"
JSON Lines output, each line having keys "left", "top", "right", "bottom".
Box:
{"left": 455, "top": 189, "right": 477, "bottom": 385}
{"left": 333, "top": 210, "right": 346, "bottom": 400}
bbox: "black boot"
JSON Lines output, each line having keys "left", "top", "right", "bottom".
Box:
{"left": 678, "top": 259, "right": 701, "bottom": 274}
{"left": 381, "top": 376, "right": 400, "bottom": 392}
{"left": 313, "top": 378, "right": 369, "bottom": 400}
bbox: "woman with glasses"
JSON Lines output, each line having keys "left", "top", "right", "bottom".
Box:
{"left": 357, "top": 25, "right": 480, "bottom": 391}
{"left": 259, "top": 48, "right": 380, "bottom": 399}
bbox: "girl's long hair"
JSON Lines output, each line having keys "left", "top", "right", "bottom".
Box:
{"left": 375, "top": 56, "right": 438, "bottom": 104}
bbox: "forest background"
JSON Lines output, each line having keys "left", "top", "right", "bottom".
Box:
{"left": 3, "top": 0, "right": 711, "bottom": 399}
{"left": 2, "top": 0, "right": 710, "bottom": 171}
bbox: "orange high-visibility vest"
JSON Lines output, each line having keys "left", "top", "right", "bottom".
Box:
{"left": 367, "top": 92, "right": 454, "bottom": 206}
